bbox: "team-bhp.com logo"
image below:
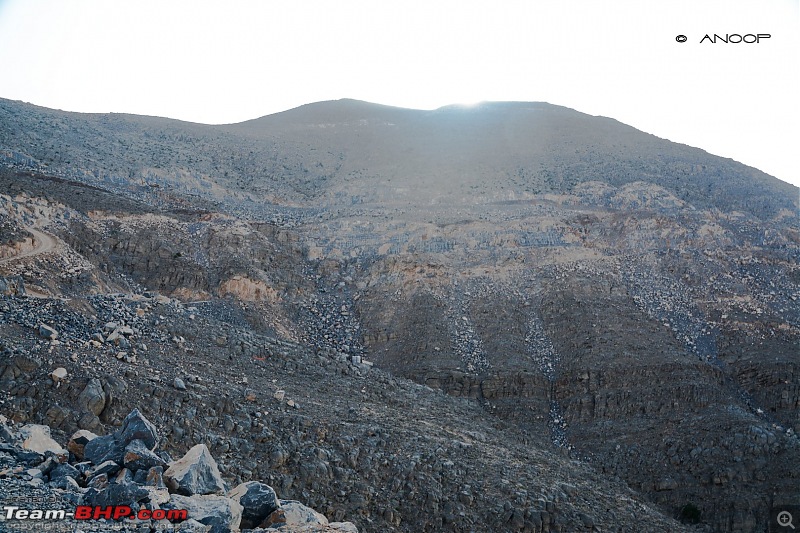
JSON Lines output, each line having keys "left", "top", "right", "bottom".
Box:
{"left": 675, "top": 33, "right": 771, "bottom": 43}
{"left": 3, "top": 505, "right": 188, "bottom": 522}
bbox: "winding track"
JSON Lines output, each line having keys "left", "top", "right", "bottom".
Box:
{"left": 0, "top": 225, "right": 67, "bottom": 299}
{"left": 0, "top": 226, "right": 57, "bottom": 265}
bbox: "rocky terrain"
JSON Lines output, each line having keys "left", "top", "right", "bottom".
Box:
{"left": 0, "top": 97, "right": 798, "bottom": 532}
{"left": 1, "top": 407, "right": 359, "bottom": 532}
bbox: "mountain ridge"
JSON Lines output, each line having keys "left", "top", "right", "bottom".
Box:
{"left": 1, "top": 97, "right": 796, "bottom": 220}
{"left": 1, "top": 96, "right": 798, "bottom": 532}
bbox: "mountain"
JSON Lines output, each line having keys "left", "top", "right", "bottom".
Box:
{"left": 0, "top": 97, "right": 798, "bottom": 532}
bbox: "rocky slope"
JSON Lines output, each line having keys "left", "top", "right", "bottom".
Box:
{"left": 1, "top": 98, "right": 798, "bottom": 532}
{"left": 1, "top": 407, "right": 359, "bottom": 532}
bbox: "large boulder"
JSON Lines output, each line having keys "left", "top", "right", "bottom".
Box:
{"left": 228, "top": 481, "right": 280, "bottom": 529}
{"left": 166, "top": 494, "right": 242, "bottom": 533}
{"left": 118, "top": 408, "right": 158, "bottom": 449}
{"left": 280, "top": 500, "right": 329, "bottom": 528}
{"left": 19, "top": 424, "right": 65, "bottom": 455}
{"left": 164, "top": 444, "right": 226, "bottom": 496}
{"left": 83, "top": 474, "right": 150, "bottom": 507}
{"left": 77, "top": 378, "right": 106, "bottom": 417}
{"left": 49, "top": 462, "right": 80, "bottom": 483}
{"left": 83, "top": 433, "right": 125, "bottom": 466}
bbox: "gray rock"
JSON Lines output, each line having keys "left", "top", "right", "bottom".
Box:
{"left": 86, "top": 460, "right": 121, "bottom": 480}
{"left": 51, "top": 474, "right": 83, "bottom": 493}
{"left": 36, "top": 456, "right": 59, "bottom": 475}
{"left": 329, "top": 522, "right": 360, "bottom": 532}
{"left": 83, "top": 434, "right": 125, "bottom": 465}
{"left": 119, "top": 409, "right": 158, "bottom": 449}
{"left": 124, "top": 439, "right": 167, "bottom": 471}
{"left": 0, "top": 420, "right": 14, "bottom": 443}
{"left": 99, "top": 376, "right": 127, "bottom": 417}
{"left": 83, "top": 476, "right": 150, "bottom": 507}
{"left": 164, "top": 444, "right": 226, "bottom": 496}
{"left": 37, "top": 324, "right": 58, "bottom": 340}
{"left": 19, "top": 424, "right": 65, "bottom": 455}
{"left": 49, "top": 462, "right": 80, "bottom": 482}
{"left": 77, "top": 378, "right": 106, "bottom": 417}
{"left": 77, "top": 412, "right": 101, "bottom": 431}
{"left": 579, "top": 512, "right": 595, "bottom": 528}
{"left": 173, "top": 377, "right": 187, "bottom": 390}
{"left": 6, "top": 447, "right": 45, "bottom": 466}
{"left": 174, "top": 518, "right": 212, "bottom": 532}
{"left": 50, "top": 367, "right": 68, "bottom": 383}
{"left": 280, "top": 500, "right": 329, "bottom": 528}
{"left": 228, "top": 481, "right": 280, "bottom": 528}
{"left": 166, "top": 494, "right": 243, "bottom": 533}
{"left": 133, "top": 467, "right": 147, "bottom": 484}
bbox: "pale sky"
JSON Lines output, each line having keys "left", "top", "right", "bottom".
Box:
{"left": 0, "top": 0, "right": 797, "bottom": 187}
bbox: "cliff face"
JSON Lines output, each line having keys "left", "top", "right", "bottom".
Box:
{"left": 0, "top": 98, "right": 798, "bottom": 532}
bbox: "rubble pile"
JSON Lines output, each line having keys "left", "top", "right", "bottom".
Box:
{"left": 1, "top": 408, "right": 358, "bottom": 532}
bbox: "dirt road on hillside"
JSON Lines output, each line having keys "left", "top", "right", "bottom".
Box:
{"left": 0, "top": 226, "right": 57, "bottom": 265}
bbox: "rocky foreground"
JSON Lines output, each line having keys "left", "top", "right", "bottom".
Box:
{"left": 1, "top": 407, "right": 357, "bottom": 532}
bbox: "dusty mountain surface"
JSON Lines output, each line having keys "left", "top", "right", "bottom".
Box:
{"left": 0, "top": 97, "right": 798, "bottom": 532}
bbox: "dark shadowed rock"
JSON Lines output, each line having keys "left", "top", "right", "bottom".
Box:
{"left": 83, "top": 434, "right": 125, "bottom": 465}
{"left": 37, "top": 324, "right": 58, "bottom": 340}
{"left": 0, "top": 418, "right": 14, "bottom": 443}
{"left": 86, "top": 459, "right": 121, "bottom": 481}
{"left": 164, "top": 443, "right": 226, "bottom": 496}
{"left": 49, "top": 462, "right": 80, "bottom": 482}
{"left": 124, "top": 438, "right": 167, "bottom": 471}
{"left": 119, "top": 408, "right": 158, "bottom": 449}
{"left": 228, "top": 480, "right": 280, "bottom": 528}
{"left": 83, "top": 476, "right": 150, "bottom": 507}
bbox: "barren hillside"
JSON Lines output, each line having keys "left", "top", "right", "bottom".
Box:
{"left": 1, "top": 98, "right": 798, "bottom": 532}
